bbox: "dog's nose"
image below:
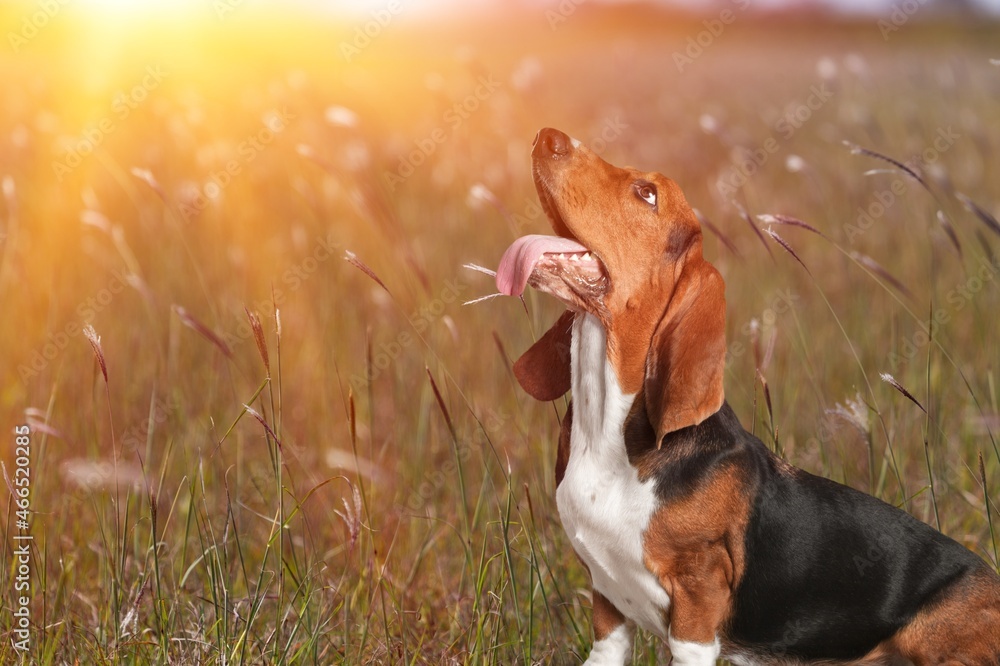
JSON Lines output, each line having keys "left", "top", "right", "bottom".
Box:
{"left": 534, "top": 127, "right": 573, "bottom": 159}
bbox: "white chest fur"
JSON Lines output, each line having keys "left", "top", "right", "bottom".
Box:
{"left": 555, "top": 313, "right": 671, "bottom": 637}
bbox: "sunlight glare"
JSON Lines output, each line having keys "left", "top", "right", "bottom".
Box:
{"left": 77, "top": 0, "right": 206, "bottom": 15}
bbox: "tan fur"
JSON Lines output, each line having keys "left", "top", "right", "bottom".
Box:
{"left": 520, "top": 132, "right": 726, "bottom": 439}
{"left": 643, "top": 249, "right": 727, "bottom": 443}
{"left": 642, "top": 467, "right": 751, "bottom": 645}
{"left": 593, "top": 590, "right": 628, "bottom": 641}
{"left": 882, "top": 567, "right": 1000, "bottom": 664}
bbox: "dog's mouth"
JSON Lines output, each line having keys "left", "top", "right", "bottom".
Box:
{"left": 496, "top": 180, "right": 609, "bottom": 302}
{"left": 495, "top": 234, "right": 605, "bottom": 297}
{"left": 495, "top": 130, "right": 610, "bottom": 309}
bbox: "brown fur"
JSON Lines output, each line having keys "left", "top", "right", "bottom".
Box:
{"left": 642, "top": 248, "right": 727, "bottom": 443}
{"left": 642, "top": 466, "right": 751, "bottom": 644}
{"left": 515, "top": 132, "right": 725, "bottom": 440}
{"left": 513, "top": 309, "right": 574, "bottom": 402}
{"left": 592, "top": 590, "right": 628, "bottom": 641}
{"left": 882, "top": 567, "right": 1000, "bottom": 664}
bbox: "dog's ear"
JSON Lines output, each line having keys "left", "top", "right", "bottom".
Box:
{"left": 644, "top": 254, "right": 726, "bottom": 444}
{"left": 513, "top": 309, "right": 574, "bottom": 401}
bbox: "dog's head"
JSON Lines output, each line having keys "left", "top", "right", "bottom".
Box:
{"left": 497, "top": 128, "right": 726, "bottom": 442}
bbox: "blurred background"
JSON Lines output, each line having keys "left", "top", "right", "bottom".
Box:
{"left": 1, "top": 0, "right": 999, "bottom": 663}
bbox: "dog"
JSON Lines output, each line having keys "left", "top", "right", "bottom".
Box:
{"left": 494, "top": 128, "right": 1000, "bottom": 665}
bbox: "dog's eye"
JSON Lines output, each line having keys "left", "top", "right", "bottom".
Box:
{"left": 634, "top": 182, "right": 657, "bottom": 208}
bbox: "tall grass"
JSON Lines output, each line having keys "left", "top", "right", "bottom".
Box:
{"left": 0, "top": 6, "right": 997, "bottom": 664}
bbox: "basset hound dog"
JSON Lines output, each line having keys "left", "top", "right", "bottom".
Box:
{"left": 494, "top": 128, "right": 1000, "bottom": 665}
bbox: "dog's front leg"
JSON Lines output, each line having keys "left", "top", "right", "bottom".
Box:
{"left": 663, "top": 570, "right": 726, "bottom": 666}
{"left": 582, "top": 590, "right": 634, "bottom": 665}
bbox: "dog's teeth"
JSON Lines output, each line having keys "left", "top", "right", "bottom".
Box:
{"left": 557, "top": 253, "right": 565, "bottom": 259}
{"left": 582, "top": 253, "right": 592, "bottom": 261}
{"left": 569, "top": 254, "right": 579, "bottom": 261}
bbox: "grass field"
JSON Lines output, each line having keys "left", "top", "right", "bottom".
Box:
{"left": 1, "top": 2, "right": 999, "bottom": 663}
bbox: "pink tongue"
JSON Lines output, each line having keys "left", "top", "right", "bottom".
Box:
{"left": 496, "top": 234, "right": 589, "bottom": 296}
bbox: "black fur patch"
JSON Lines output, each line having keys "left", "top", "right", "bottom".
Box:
{"left": 622, "top": 400, "right": 988, "bottom": 660}
{"left": 727, "top": 457, "right": 981, "bottom": 659}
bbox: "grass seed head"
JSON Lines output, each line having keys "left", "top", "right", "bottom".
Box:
{"left": 880, "top": 372, "right": 927, "bottom": 414}
{"left": 244, "top": 307, "right": 270, "bottom": 374}
{"left": 827, "top": 392, "right": 871, "bottom": 436}
{"left": 83, "top": 325, "right": 108, "bottom": 384}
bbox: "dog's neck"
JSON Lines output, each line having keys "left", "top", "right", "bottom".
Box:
{"left": 570, "top": 313, "right": 635, "bottom": 450}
